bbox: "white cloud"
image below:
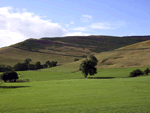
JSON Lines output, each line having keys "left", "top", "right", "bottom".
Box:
{"left": 72, "top": 27, "right": 87, "bottom": 31}
{"left": 90, "top": 23, "right": 112, "bottom": 29}
{"left": 65, "top": 24, "right": 69, "bottom": 28}
{"left": 90, "top": 21, "right": 126, "bottom": 30}
{"left": 80, "top": 18, "right": 89, "bottom": 23}
{"left": 70, "top": 21, "right": 74, "bottom": 24}
{"left": 66, "top": 32, "right": 91, "bottom": 36}
{"left": 81, "top": 15, "right": 92, "bottom": 23}
{"left": 0, "top": 6, "right": 68, "bottom": 48}
{"left": 82, "top": 15, "right": 92, "bottom": 19}
{"left": 71, "top": 27, "right": 93, "bottom": 32}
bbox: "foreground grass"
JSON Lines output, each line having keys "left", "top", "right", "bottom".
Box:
{"left": 0, "top": 66, "right": 150, "bottom": 112}
{"left": 0, "top": 76, "right": 150, "bottom": 113}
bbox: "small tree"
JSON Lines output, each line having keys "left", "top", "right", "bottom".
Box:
{"left": 6, "top": 66, "right": 12, "bottom": 71}
{"left": 13, "top": 63, "right": 28, "bottom": 71}
{"left": 28, "top": 64, "right": 36, "bottom": 70}
{"left": 12, "top": 62, "right": 21, "bottom": 71}
{"left": 0, "top": 64, "right": 6, "bottom": 72}
{"left": 144, "top": 68, "right": 150, "bottom": 75}
{"left": 79, "top": 55, "right": 98, "bottom": 78}
{"left": 42, "top": 64, "right": 48, "bottom": 68}
{"left": 45, "top": 61, "right": 51, "bottom": 67}
{"left": 1, "top": 71, "right": 18, "bottom": 82}
{"left": 74, "top": 58, "right": 79, "bottom": 61}
{"left": 35, "top": 61, "right": 42, "bottom": 69}
{"left": 129, "top": 69, "right": 144, "bottom": 77}
{"left": 50, "top": 61, "right": 57, "bottom": 67}
{"left": 24, "top": 58, "right": 32, "bottom": 65}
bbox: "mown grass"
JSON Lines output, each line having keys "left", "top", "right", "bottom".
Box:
{"left": 0, "top": 76, "right": 150, "bottom": 113}
{"left": 0, "top": 66, "right": 150, "bottom": 113}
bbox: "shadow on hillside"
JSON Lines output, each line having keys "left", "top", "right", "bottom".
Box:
{"left": 0, "top": 86, "right": 31, "bottom": 89}
{"left": 87, "top": 77, "right": 115, "bottom": 79}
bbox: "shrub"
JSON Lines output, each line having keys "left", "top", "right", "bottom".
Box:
{"left": 1, "top": 71, "right": 18, "bottom": 82}
{"left": 144, "top": 68, "right": 150, "bottom": 75}
{"left": 129, "top": 69, "right": 144, "bottom": 77}
{"left": 28, "top": 64, "right": 36, "bottom": 70}
{"left": 74, "top": 58, "right": 79, "bottom": 61}
{"left": 13, "top": 63, "right": 28, "bottom": 71}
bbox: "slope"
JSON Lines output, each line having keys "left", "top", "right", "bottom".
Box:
{"left": 1, "top": 35, "right": 150, "bottom": 67}
{"left": 39, "top": 39, "right": 150, "bottom": 73}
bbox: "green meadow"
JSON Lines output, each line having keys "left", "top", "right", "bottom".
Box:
{"left": 0, "top": 66, "right": 150, "bottom": 113}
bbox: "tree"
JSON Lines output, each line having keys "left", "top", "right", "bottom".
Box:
{"left": 79, "top": 55, "right": 98, "bottom": 78}
{"left": 45, "top": 61, "right": 51, "bottom": 67}
{"left": 50, "top": 61, "right": 57, "bottom": 67}
{"left": 1, "top": 71, "right": 18, "bottom": 82}
{"left": 13, "top": 63, "right": 28, "bottom": 71}
{"left": 144, "top": 68, "right": 150, "bottom": 75}
{"left": 6, "top": 66, "right": 12, "bottom": 71}
{"left": 24, "top": 58, "right": 32, "bottom": 65}
{"left": 28, "top": 64, "right": 36, "bottom": 70}
{"left": 35, "top": 61, "right": 42, "bottom": 69}
{"left": 42, "top": 64, "right": 48, "bottom": 68}
{"left": 129, "top": 69, "right": 144, "bottom": 77}
{"left": 74, "top": 58, "right": 79, "bottom": 61}
{"left": 12, "top": 63, "right": 21, "bottom": 71}
{"left": 0, "top": 64, "right": 6, "bottom": 72}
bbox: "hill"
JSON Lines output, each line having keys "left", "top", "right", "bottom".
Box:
{"left": 42, "top": 39, "right": 150, "bottom": 73}
{"left": 1, "top": 35, "right": 150, "bottom": 66}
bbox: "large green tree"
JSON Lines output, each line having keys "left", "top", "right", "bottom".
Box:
{"left": 79, "top": 55, "right": 98, "bottom": 78}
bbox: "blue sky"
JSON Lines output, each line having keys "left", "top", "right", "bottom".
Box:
{"left": 0, "top": 0, "right": 150, "bottom": 47}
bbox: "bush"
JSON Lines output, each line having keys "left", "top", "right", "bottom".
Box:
{"left": 144, "top": 68, "right": 150, "bottom": 75}
{"left": 13, "top": 63, "right": 28, "bottom": 71}
{"left": 129, "top": 69, "right": 144, "bottom": 77}
{"left": 35, "top": 61, "right": 43, "bottom": 69}
{"left": 74, "top": 58, "right": 79, "bottom": 61}
{"left": 50, "top": 61, "right": 57, "bottom": 67}
{"left": 28, "top": 64, "right": 36, "bottom": 70}
{"left": 1, "top": 71, "right": 18, "bottom": 82}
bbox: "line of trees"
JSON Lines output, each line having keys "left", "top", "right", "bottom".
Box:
{"left": 0, "top": 58, "right": 58, "bottom": 72}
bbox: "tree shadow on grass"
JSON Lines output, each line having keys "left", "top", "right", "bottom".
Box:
{"left": 0, "top": 86, "right": 31, "bottom": 89}
{"left": 87, "top": 77, "right": 115, "bottom": 79}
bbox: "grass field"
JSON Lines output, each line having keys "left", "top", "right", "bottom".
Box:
{"left": 0, "top": 66, "right": 150, "bottom": 113}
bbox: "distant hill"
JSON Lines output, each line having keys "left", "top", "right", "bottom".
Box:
{"left": 0, "top": 35, "right": 150, "bottom": 67}
{"left": 49, "top": 39, "right": 150, "bottom": 73}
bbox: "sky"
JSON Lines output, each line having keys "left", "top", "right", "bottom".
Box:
{"left": 0, "top": 0, "right": 150, "bottom": 48}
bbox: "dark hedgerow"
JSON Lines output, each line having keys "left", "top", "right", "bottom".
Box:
{"left": 129, "top": 69, "right": 144, "bottom": 77}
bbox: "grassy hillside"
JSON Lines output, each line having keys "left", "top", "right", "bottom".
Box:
{"left": 42, "top": 35, "right": 150, "bottom": 52}
{"left": 0, "top": 47, "right": 85, "bottom": 66}
{"left": 1, "top": 35, "right": 150, "bottom": 67}
{"left": 33, "top": 39, "right": 150, "bottom": 72}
